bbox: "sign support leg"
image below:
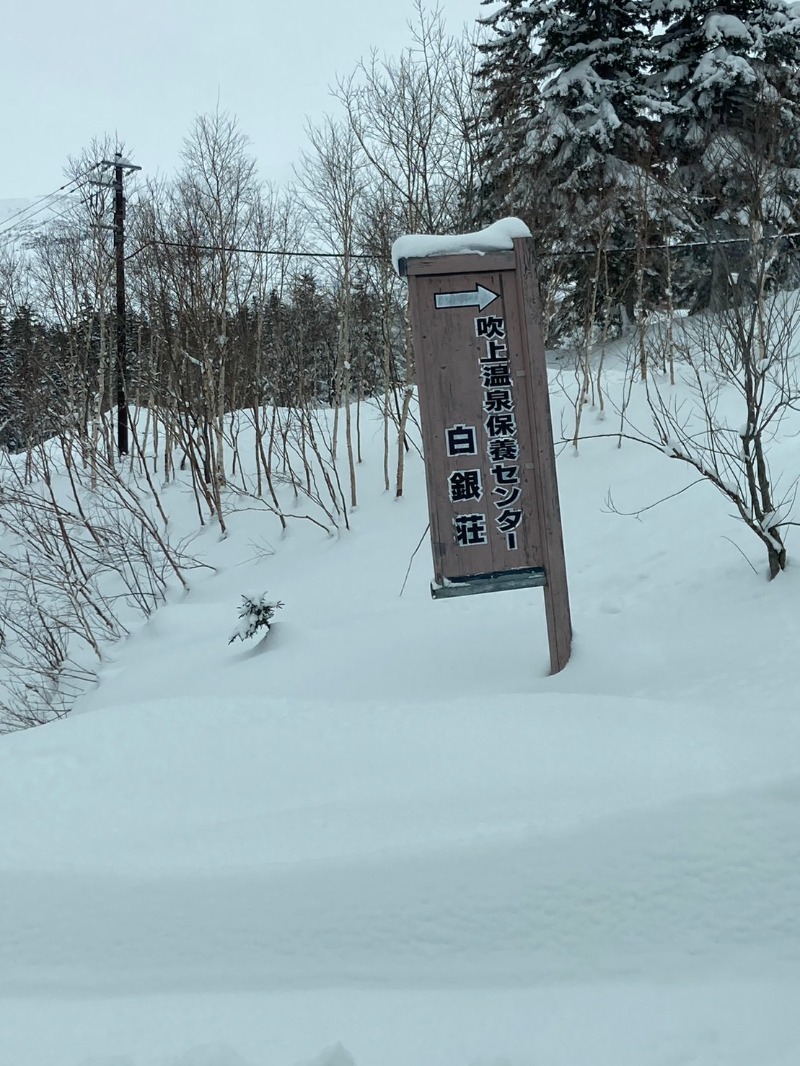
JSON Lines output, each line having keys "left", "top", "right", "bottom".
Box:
{"left": 514, "top": 238, "right": 573, "bottom": 673}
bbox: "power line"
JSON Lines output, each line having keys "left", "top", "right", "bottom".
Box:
{"left": 128, "top": 229, "right": 800, "bottom": 266}
{"left": 0, "top": 166, "right": 102, "bottom": 240}
{"left": 544, "top": 228, "right": 800, "bottom": 259}
{"left": 0, "top": 197, "right": 96, "bottom": 250}
{"left": 126, "top": 238, "right": 383, "bottom": 262}
{"left": 0, "top": 181, "right": 105, "bottom": 253}
{"left": 0, "top": 185, "right": 81, "bottom": 235}
{"left": 7, "top": 171, "right": 800, "bottom": 265}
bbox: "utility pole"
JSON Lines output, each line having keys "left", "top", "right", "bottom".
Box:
{"left": 100, "top": 152, "right": 141, "bottom": 456}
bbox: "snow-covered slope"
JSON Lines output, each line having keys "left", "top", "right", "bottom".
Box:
{"left": 0, "top": 193, "right": 72, "bottom": 248}
{"left": 1, "top": 367, "right": 800, "bottom": 1066}
{"left": 0, "top": 196, "right": 39, "bottom": 231}
{"left": 0, "top": 198, "right": 34, "bottom": 221}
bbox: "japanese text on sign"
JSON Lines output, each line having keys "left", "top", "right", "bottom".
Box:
{"left": 444, "top": 313, "right": 523, "bottom": 552}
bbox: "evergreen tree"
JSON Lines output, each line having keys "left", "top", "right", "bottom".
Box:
{"left": 475, "top": 0, "right": 542, "bottom": 224}
{"left": 349, "top": 268, "right": 386, "bottom": 399}
{"left": 261, "top": 274, "right": 338, "bottom": 408}
{"left": 478, "top": 0, "right": 661, "bottom": 335}
{"left": 650, "top": 0, "right": 800, "bottom": 306}
{"left": 2, "top": 306, "right": 45, "bottom": 449}
{"left": 0, "top": 303, "right": 14, "bottom": 450}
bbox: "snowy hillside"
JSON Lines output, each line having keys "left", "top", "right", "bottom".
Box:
{"left": 0, "top": 193, "right": 74, "bottom": 248}
{"left": 1, "top": 355, "right": 800, "bottom": 1066}
{"left": 0, "top": 198, "right": 35, "bottom": 224}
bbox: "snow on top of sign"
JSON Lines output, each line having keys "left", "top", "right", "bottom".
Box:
{"left": 391, "top": 217, "right": 532, "bottom": 275}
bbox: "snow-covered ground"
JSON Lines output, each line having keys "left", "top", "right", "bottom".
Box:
{"left": 2, "top": 360, "right": 800, "bottom": 1065}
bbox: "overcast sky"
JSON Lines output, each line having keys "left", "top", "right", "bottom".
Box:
{"left": 1, "top": 0, "right": 485, "bottom": 201}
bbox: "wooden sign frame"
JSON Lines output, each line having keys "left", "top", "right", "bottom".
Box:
{"left": 400, "top": 237, "right": 572, "bottom": 674}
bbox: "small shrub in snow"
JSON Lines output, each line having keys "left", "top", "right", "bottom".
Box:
{"left": 228, "top": 593, "right": 283, "bottom": 645}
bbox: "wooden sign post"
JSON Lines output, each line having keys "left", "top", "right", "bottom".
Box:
{"left": 398, "top": 236, "right": 572, "bottom": 674}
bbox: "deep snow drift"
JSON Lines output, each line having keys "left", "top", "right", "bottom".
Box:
{"left": 1, "top": 354, "right": 800, "bottom": 1066}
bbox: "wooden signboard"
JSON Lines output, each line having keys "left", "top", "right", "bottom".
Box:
{"left": 399, "top": 237, "right": 572, "bottom": 674}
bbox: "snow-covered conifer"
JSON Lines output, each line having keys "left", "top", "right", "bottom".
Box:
{"left": 478, "top": 0, "right": 662, "bottom": 335}
{"left": 228, "top": 594, "right": 283, "bottom": 645}
{"left": 650, "top": 0, "right": 800, "bottom": 305}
